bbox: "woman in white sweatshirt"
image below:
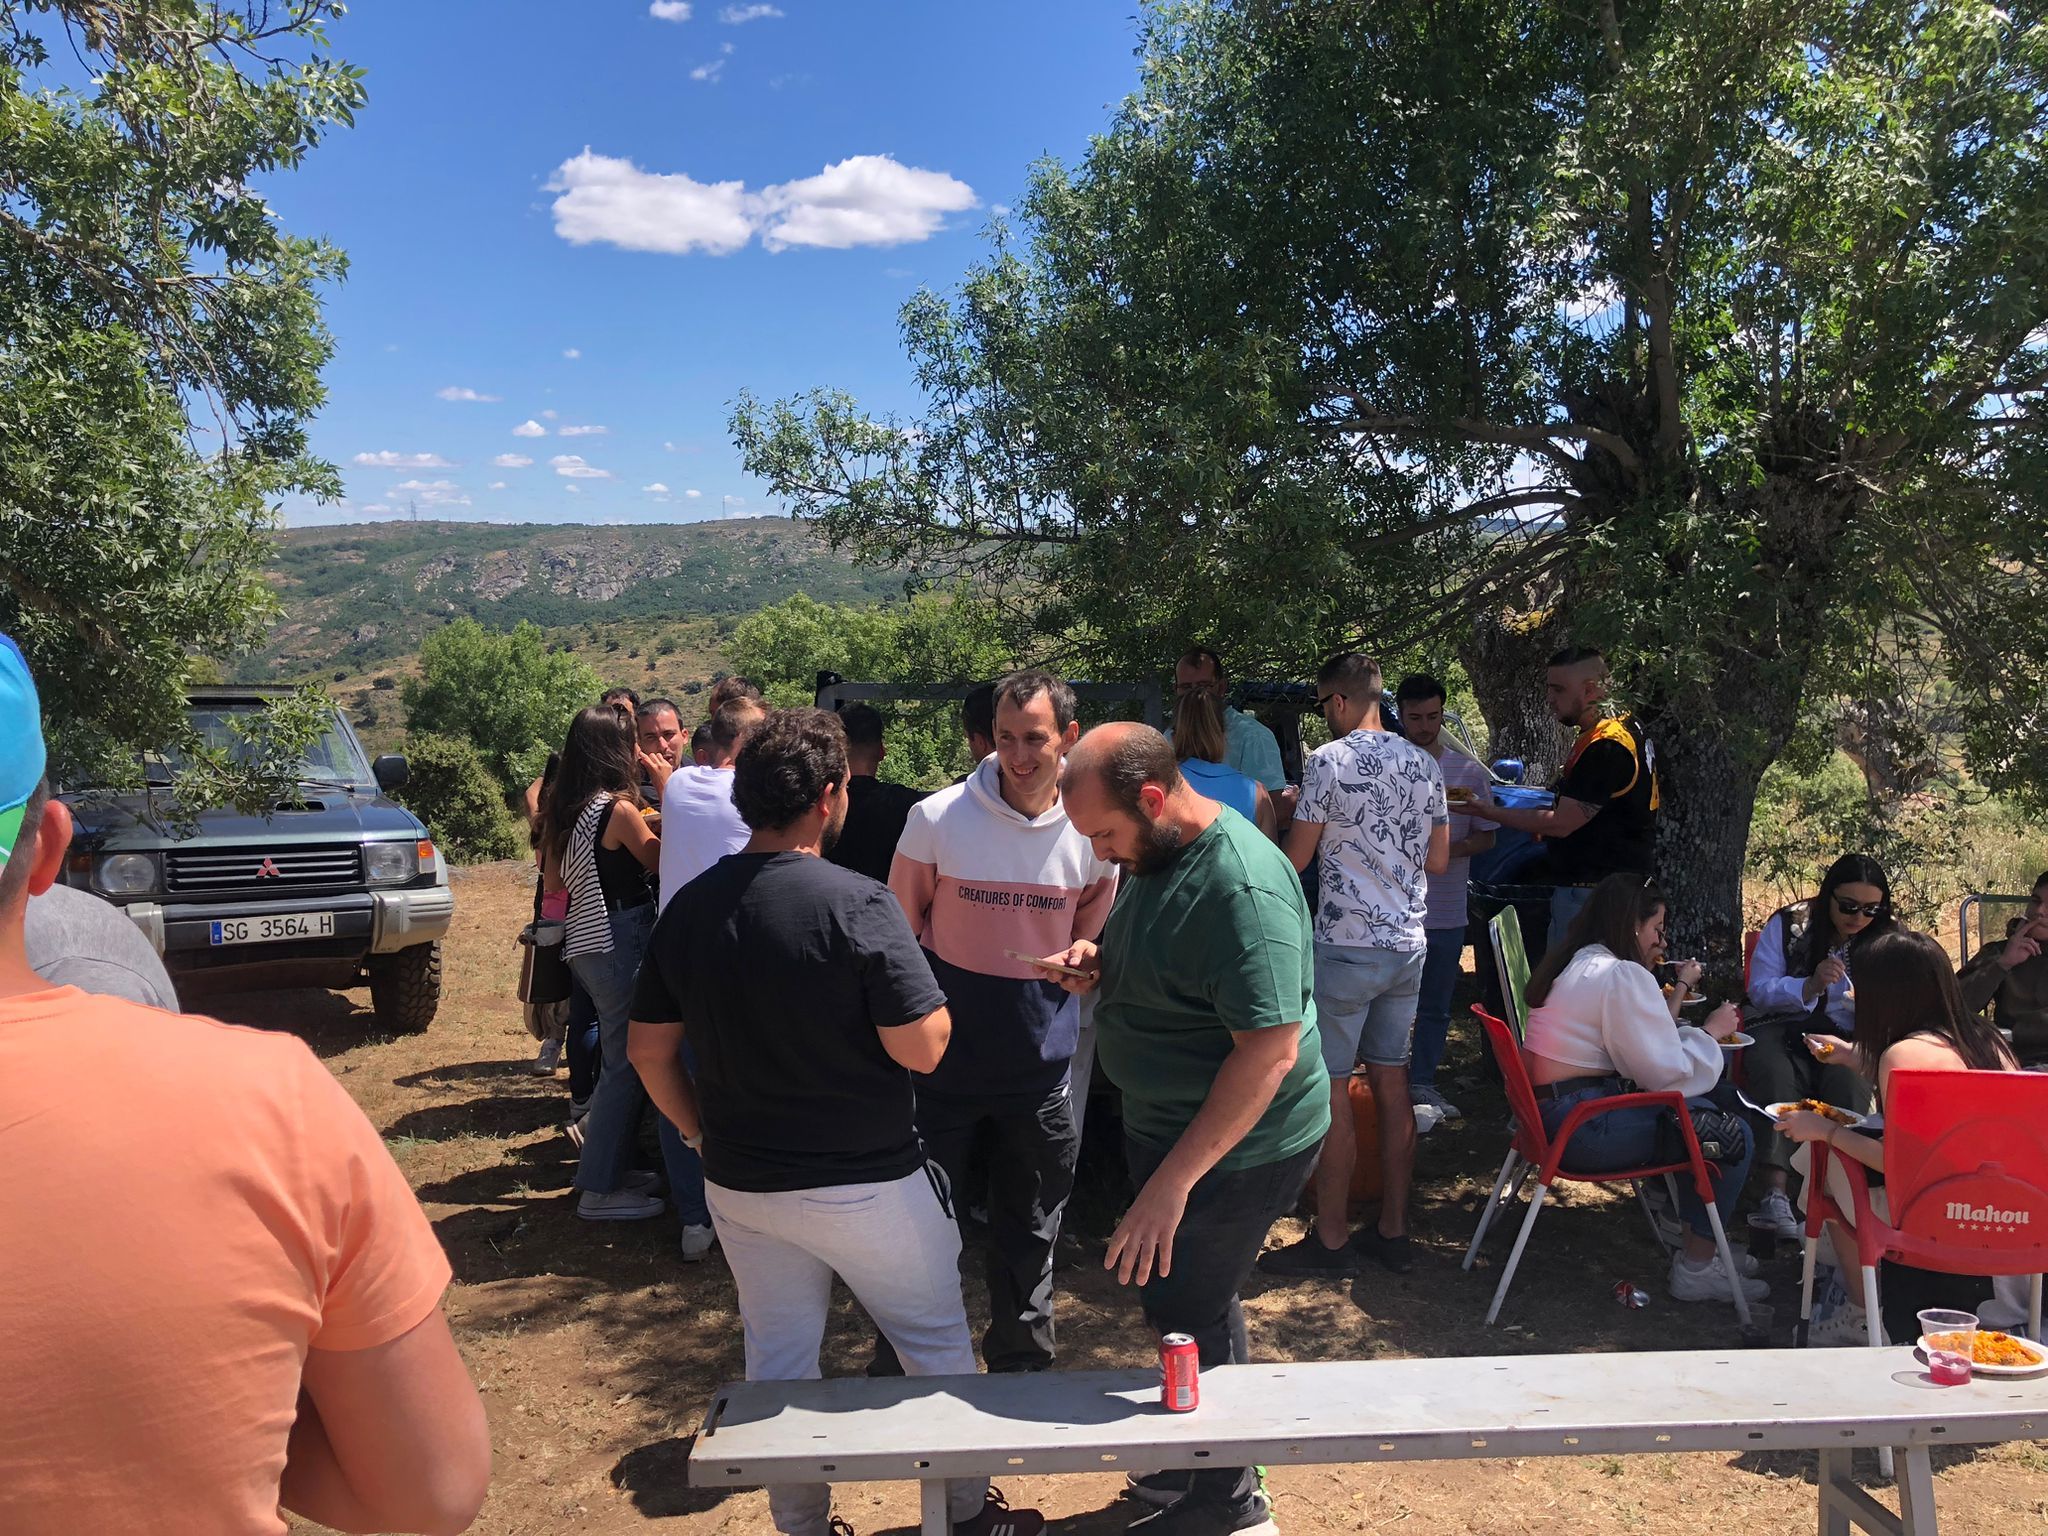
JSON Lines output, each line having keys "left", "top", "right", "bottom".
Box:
{"left": 1522, "top": 874, "right": 1764, "bottom": 1305}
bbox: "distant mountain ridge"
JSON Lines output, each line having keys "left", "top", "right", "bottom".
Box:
{"left": 239, "top": 517, "right": 906, "bottom": 680}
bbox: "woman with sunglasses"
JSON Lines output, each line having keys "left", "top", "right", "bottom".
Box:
{"left": 1742, "top": 853, "right": 1894, "bottom": 1239}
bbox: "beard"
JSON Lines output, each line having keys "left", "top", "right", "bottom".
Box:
{"left": 1118, "top": 814, "right": 1186, "bottom": 877}
{"left": 821, "top": 804, "right": 847, "bottom": 854}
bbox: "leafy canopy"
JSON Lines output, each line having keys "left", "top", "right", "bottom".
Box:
{"left": 0, "top": 1, "right": 363, "bottom": 805}
{"left": 403, "top": 620, "right": 603, "bottom": 791}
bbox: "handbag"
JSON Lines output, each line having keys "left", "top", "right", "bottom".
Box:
{"left": 517, "top": 918, "right": 571, "bottom": 1008}
{"left": 1656, "top": 1100, "right": 1750, "bottom": 1165}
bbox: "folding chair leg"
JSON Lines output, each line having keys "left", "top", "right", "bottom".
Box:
{"left": 1463, "top": 1149, "right": 1521, "bottom": 1272}
{"left": 2031, "top": 1273, "right": 2043, "bottom": 1341}
{"left": 1797, "top": 1236, "right": 1818, "bottom": 1348}
{"left": 1703, "top": 1203, "right": 1753, "bottom": 1328}
{"left": 1484, "top": 1181, "right": 1548, "bottom": 1326}
{"left": 1862, "top": 1265, "right": 1894, "bottom": 1481}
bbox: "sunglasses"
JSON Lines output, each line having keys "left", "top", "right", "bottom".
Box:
{"left": 1833, "top": 896, "right": 1887, "bottom": 918}
{"left": 1316, "top": 691, "right": 1344, "bottom": 711}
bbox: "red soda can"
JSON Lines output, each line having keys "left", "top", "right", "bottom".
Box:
{"left": 1160, "top": 1333, "right": 1199, "bottom": 1412}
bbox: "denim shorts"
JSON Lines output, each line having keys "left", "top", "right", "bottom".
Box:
{"left": 1313, "top": 941, "right": 1426, "bottom": 1072}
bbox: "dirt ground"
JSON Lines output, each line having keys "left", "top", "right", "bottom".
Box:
{"left": 208, "top": 861, "right": 2048, "bottom": 1535}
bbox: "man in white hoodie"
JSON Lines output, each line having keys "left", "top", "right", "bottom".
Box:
{"left": 879, "top": 670, "right": 1118, "bottom": 1373}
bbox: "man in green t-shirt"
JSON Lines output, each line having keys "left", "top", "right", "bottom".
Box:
{"left": 1043, "top": 723, "right": 1329, "bottom": 1536}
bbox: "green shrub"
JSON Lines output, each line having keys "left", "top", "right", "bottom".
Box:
{"left": 393, "top": 732, "right": 522, "bottom": 863}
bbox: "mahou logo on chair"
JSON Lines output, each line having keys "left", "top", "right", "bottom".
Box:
{"left": 1947, "top": 1201, "right": 2034, "bottom": 1232}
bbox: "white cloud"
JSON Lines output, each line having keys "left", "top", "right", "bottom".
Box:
{"left": 565, "top": 484, "right": 582, "bottom": 494}
{"left": 436, "top": 386, "right": 502, "bottom": 403}
{"left": 562, "top": 348, "right": 581, "bottom": 360}
{"left": 487, "top": 481, "right": 508, "bottom": 491}
{"left": 353, "top": 449, "right": 455, "bottom": 469}
{"left": 649, "top": 0, "right": 692, "bottom": 19}
{"left": 358, "top": 503, "right": 392, "bottom": 515}
{"left": 663, "top": 440, "right": 678, "bottom": 452}
{"left": 684, "top": 488, "right": 703, "bottom": 499}
{"left": 720, "top": 3, "right": 781, "bottom": 20}
{"left": 512, "top": 419, "right": 548, "bottom": 437}
{"left": 541, "top": 408, "right": 559, "bottom": 420}
{"left": 558, "top": 423, "right": 609, "bottom": 437}
{"left": 643, "top": 482, "right": 671, "bottom": 494}
{"left": 689, "top": 57, "right": 727, "bottom": 83}
{"left": 493, "top": 453, "right": 534, "bottom": 468}
{"left": 546, "top": 151, "right": 976, "bottom": 256}
{"left": 390, "top": 478, "right": 471, "bottom": 507}
{"left": 551, "top": 454, "right": 614, "bottom": 480}
{"left": 757, "top": 156, "right": 976, "bottom": 250}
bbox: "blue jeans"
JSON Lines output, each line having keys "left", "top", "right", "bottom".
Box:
{"left": 1538, "top": 1081, "right": 1751, "bottom": 1240}
{"left": 565, "top": 977, "right": 600, "bottom": 1101}
{"left": 1312, "top": 941, "right": 1425, "bottom": 1071}
{"left": 569, "top": 905, "right": 708, "bottom": 1225}
{"left": 1411, "top": 925, "right": 1467, "bottom": 1090}
{"left": 1548, "top": 883, "right": 1594, "bottom": 939}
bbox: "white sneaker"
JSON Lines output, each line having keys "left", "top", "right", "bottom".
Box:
{"left": 1412, "top": 1101, "right": 1446, "bottom": 1135}
{"left": 1669, "top": 1250, "right": 1771, "bottom": 1304}
{"left": 1809, "top": 1303, "right": 1883, "bottom": 1347}
{"left": 531, "top": 1037, "right": 563, "bottom": 1075}
{"left": 1748, "top": 1188, "right": 1803, "bottom": 1239}
{"left": 680, "top": 1223, "right": 718, "bottom": 1261}
{"left": 577, "top": 1188, "right": 666, "bottom": 1222}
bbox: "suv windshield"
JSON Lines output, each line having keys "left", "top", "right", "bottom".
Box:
{"left": 145, "top": 706, "right": 373, "bottom": 789}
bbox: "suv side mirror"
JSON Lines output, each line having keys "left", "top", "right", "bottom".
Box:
{"left": 372, "top": 754, "right": 410, "bottom": 792}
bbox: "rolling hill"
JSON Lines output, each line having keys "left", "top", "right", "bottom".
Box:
{"left": 237, "top": 517, "right": 908, "bottom": 682}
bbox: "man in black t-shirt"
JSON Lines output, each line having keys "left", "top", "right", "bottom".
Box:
{"left": 1467, "top": 646, "right": 1658, "bottom": 935}
{"left": 626, "top": 709, "right": 1042, "bottom": 1536}
{"left": 826, "top": 703, "right": 927, "bottom": 885}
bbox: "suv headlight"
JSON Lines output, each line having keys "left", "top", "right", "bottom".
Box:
{"left": 94, "top": 852, "right": 158, "bottom": 897}
{"left": 363, "top": 841, "right": 418, "bottom": 886}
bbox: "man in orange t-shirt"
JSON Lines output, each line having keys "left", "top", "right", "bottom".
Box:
{"left": 0, "top": 635, "right": 490, "bottom": 1536}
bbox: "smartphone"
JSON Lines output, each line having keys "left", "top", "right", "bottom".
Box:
{"left": 1005, "top": 948, "right": 1091, "bottom": 980}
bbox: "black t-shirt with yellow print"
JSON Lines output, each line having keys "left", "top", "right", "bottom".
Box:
{"left": 1545, "top": 715, "right": 1658, "bottom": 882}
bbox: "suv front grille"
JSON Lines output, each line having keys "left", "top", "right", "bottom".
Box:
{"left": 164, "top": 844, "right": 363, "bottom": 894}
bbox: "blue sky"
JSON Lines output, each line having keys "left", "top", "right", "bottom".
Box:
{"left": 275, "top": 2, "right": 1144, "bottom": 528}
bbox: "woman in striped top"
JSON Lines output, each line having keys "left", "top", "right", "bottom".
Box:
{"left": 541, "top": 706, "right": 676, "bottom": 1224}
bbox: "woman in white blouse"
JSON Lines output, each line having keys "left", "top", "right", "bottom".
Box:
{"left": 1742, "top": 854, "right": 1892, "bottom": 1240}
{"left": 1523, "top": 874, "right": 1763, "bottom": 1305}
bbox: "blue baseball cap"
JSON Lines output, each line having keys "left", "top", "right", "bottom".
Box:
{"left": 0, "top": 635, "right": 46, "bottom": 870}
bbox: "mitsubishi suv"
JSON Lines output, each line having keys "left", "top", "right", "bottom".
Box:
{"left": 59, "top": 688, "right": 454, "bottom": 1031}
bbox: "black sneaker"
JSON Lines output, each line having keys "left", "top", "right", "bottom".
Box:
{"left": 1125, "top": 1469, "right": 1196, "bottom": 1508}
{"left": 1255, "top": 1231, "right": 1361, "bottom": 1278}
{"left": 955, "top": 1487, "right": 1045, "bottom": 1536}
{"left": 1351, "top": 1227, "right": 1414, "bottom": 1274}
{"left": 1127, "top": 1489, "right": 1277, "bottom": 1535}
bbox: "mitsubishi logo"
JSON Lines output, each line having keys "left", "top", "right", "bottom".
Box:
{"left": 256, "top": 857, "right": 281, "bottom": 879}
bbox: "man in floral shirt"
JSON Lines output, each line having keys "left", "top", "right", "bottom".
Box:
{"left": 1263, "top": 652, "right": 1447, "bottom": 1278}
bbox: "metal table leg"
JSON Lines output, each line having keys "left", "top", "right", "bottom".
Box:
{"left": 1894, "top": 1446, "right": 1938, "bottom": 1536}
{"left": 922, "top": 1477, "right": 950, "bottom": 1536}
{"left": 1818, "top": 1446, "right": 1910, "bottom": 1536}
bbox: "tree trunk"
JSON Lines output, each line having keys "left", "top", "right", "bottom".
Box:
{"left": 1645, "top": 710, "right": 1763, "bottom": 979}
{"left": 1458, "top": 597, "right": 1567, "bottom": 783}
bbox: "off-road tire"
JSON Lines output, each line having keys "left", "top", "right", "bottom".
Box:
{"left": 368, "top": 941, "right": 441, "bottom": 1033}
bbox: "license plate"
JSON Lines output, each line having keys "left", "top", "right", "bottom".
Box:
{"left": 209, "top": 911, "right": 336, "bottom": 946}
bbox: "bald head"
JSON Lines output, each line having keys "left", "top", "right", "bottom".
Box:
{"left": 1065, "top": 722, "right": 1210, "bottom": 875}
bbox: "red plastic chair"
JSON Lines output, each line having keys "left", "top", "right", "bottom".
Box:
{"left": 1799, "top": 1068, "right": 2048, "bottom": 1346}
{"left": 1743, "top": 929, "right": 1762, "bottom": 988}
{"left": 1461, "top": 1004, "right": 1752, "bottom": 1326}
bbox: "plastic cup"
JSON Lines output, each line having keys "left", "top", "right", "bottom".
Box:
{"left": 1920, "top": 1309, "right": 1978, "bottom": 1384}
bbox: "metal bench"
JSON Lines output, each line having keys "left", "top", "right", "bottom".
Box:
{"left": 691, "top": 1349, "right": 2048, "bottom": 1535}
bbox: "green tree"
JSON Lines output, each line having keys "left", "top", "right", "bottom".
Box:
{"left": 1, "top": 2, "right": 363, "bottom": 806}
{"left": 738, "top": 0, "right": 2048, "bottom": 962}
{"left": 393, "top": 733, "right": 523, "bottom": 864}
{"left": 729, "top": 591, "right": 1015, "bottom": 787}
{"left": 403, "top": 620, "right": 601, "bottom": 790}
